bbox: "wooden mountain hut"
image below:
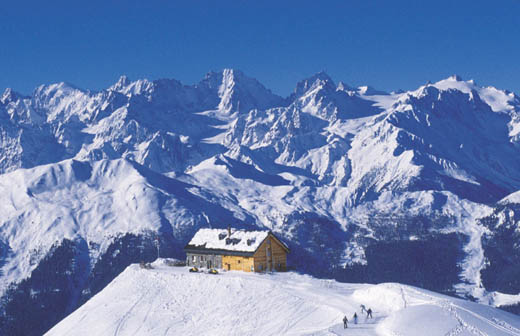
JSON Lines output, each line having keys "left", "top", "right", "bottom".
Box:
{"left": 184, "top": 227, "right": 289, "bottom": 272}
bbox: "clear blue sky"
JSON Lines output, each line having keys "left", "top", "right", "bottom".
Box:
{"left": 1, "top": 0, "right": 519, "bottom": 96}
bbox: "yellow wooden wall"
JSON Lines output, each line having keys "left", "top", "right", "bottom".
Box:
{"left": 253, "top": 235, "right": 287, "bottom": 272}
{"left": 222, "top": 255, "right": 255, "bottom": 272}
{"left": 220, "top": 234, "right": 288, "bottom": 272}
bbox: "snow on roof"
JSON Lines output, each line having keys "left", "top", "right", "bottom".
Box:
{"left": 186, "top": 228, "right": 270, "bottom": 253}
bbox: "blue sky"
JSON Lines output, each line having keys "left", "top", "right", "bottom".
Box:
{"left": 1, "top": 0, "right": 519, "bottom": 96}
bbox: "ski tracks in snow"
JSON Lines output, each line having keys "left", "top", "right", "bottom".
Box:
{"left": 444, "top": 302, "right": 520, "bottom": 336}
{"left": 46, "top": 266, "right": 520, "bottom": 336}
{"left": 114, "top": 271, "right": 172, "bottom": 336}
{"left": 441, "top": 300, "right": 487, "bottom": 336}
{"left": 113, "top": 286, "right": 152, "bottom": 336}
{"left": 402, "top": 285, "right": 520, "bottom": 336}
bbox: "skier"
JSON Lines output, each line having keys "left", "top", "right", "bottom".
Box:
{"left": 360, "top": 304, "right": 367, "bottom": 314}
{"left": 367, "top": 308, "right": 373, "bottom": 319}
{"left": 343, "top": 315, "right": 348, "bottom": 329}
{"left": 353, "top": 312, "right": 358, "bottom": 324}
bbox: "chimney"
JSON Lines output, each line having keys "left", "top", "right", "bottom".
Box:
{"left": 227, "top": 225, "right": 231, "bottom": 238}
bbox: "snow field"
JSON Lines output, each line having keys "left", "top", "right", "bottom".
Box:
{"left": 46, "top": 260, "right": 520, "bottom": 336}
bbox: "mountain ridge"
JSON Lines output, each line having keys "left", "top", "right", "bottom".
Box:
{"left": 2, "top": 69, "right": 520, "bottom": 335}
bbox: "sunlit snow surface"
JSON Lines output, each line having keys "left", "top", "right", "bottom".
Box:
{"left": 46, "top": 260, "right": 520, "bottom": 336}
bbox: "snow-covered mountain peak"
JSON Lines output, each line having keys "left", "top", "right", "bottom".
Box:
{"left": 426, "top": 77, "right": 520, "bottom": 115}
{"left": 198, "top": 68, "right": 284, "bottom": 114}
{"left": 293, "top": 71, "right": 336, "bottom": 98}
{"left": 357, "top": 85, "right": 388, "bottom": 96}
{"left": 403, "top": 80, "right": 483, "bottom": 109}
{"left": 110, "top": 75, "right": 132, "bottom": 92}
{"left": 430, "top": 75, "right": 475, "bottom": 94}
{"left": 372, "top": 80, "right": 520, "bottom": 204}
{"left": 200, "top": 68, "right": 258, "bottom": 91}
{"left": 1, "top": 88, "right": 24, "bottom": 104}
{"left": 109, "top": 76, "right": 154, "bottom": 96}
{"left": 289, "top": 72, "right": 381, "bottom": 121}
{"left": 395, "top": 83, "right": 498, "bottom": 124}
{"left": 221, "top": 67, "right": 243, "bottom": 80}
{"left": 336, "top": 81, "right": 354, "bottom": 92}
{"left": 448, "top": 74, "right": 464, "bottom": 81}
{"left": 217, "top": 68, "right": 242, "bottom": 111}
{"left": 29, "top": 82, "right": 94, "bottom": 126}
{"left": 34, "top": 82, "right": 84, "bottom": 98}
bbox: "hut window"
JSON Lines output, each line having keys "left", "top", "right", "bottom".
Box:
{"left": 200, "top": 256, "right": 204, "bottom": 261}
{"left": 267, "top": 250, "right": 271, "bottom": 257}
{"left": 226, "top": 238, "right": 240, "bottom": 245}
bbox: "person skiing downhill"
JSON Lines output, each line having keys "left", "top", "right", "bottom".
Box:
{"left": 353, "top": 312, "right": 358, "bottom": 324}
{"left": 367, "top": 308, "right": 373, "bottom": 319}
{"left": 343, "top": 315, "right": 348, "bottom": 329}
{"left": 360, "top": 304, "right": 367, "bottom": 314}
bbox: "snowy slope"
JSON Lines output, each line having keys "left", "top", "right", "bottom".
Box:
{"left": 46, "top": 260, "right": 520, "bottom": 336}
{"left": 0, "top": 158, "right": 252, "bottom": 292}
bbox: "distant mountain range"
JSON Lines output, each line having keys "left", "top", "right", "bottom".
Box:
{"left": 1, "top": 69, "right": 520, "bottom": 335}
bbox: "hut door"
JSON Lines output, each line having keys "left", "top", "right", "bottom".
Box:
{"left": 207, "top": 260, "right": 212, "bottom": 269}
{"left": 227, "top": 263, "right": 231, "bottom": 271}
